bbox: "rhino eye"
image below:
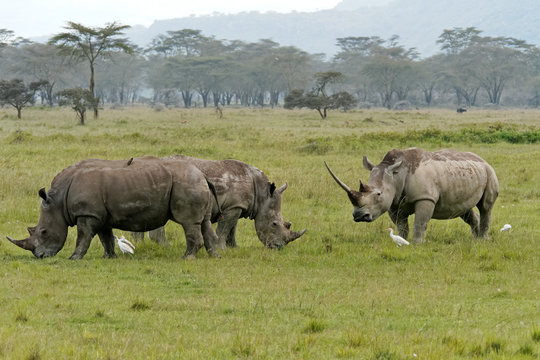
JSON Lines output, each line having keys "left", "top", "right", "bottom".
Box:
{"left": 272, "top": 221, "right": 278, "bottom": 227}
{"left": 377, "top": 192, "right": 381, "bottom": 196}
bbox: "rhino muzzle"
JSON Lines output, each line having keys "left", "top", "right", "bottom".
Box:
{"left": 353, "top": 210, "right": 373, "bottom": 222}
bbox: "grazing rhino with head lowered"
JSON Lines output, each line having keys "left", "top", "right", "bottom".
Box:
{"left": 7, "top": 156, "right": 221, "bottom": 259}
{"left": 325, "top": 148, "right": 499, "bottom": 243}
{"left": 136, "top": 156, "right": 307, "bottom": 249}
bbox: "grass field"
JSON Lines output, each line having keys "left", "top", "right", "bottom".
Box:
{"left": 0, "top": 106, "right": 539, "bottom": 359}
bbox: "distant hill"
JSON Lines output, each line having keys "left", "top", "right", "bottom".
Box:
{"left": 126, "top": 0, "right": 540, "bottom": 58}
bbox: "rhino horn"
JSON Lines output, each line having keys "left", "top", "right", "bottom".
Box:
{"left": 276, "top": 183, "right": 288, "bottom": 195}
{"left": 6, "top": 236, "right": 34, "bottom": 251}
{"left": 324, "top": 161, "right": 353, "bottom": 195}
{"left": 286, "top": 228, "right": 307, "bottom": 244}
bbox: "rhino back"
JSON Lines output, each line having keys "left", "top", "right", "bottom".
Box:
{"left": 66, "top": 159, "right": 173, "bottom": 231}
{"left": 400, "top": 149, "right": 497, "bottom": 218}
{"left": 176, "top": 156, "right": 266, "bottom": 219}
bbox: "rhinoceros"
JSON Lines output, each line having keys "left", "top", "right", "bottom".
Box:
{"left": 7, "top": 156, "right": 221, "bottom": 259}
{"left": 325, "top": 148, "right": 499, "bottom": 243}
{"left": 136, "top": 156, "right": 307, "bottom": 249}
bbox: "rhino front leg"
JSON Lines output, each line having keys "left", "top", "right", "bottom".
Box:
{"left": 97, "top": 228, "right": 117, "bottom": 258}
{"left": 216, "top": 208, "right": 242, "bottom": 248}
{"left": 70, "top": 217, "right": 101, "bottom": 260}
{"left": 388, "top": 208, "right": 410, "bottom": 240}
{"left": 412, "top": 200, "right": 435, "bottom": 244}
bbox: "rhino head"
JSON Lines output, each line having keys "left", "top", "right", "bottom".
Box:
{"left": 254, "top": 183, "right": 307, "bottom": 249}
{"left": 7, "top": 188, "right": 68, "bottom": 258}
{"left": 325, "top": 158, "right": 402, "bottom": 223}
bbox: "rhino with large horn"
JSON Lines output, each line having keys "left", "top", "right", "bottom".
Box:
{"left": 7, "top": 156, "right": 221, "bottom": 259}
{"left": 136, "top": 156, "right": 307, "bottom": 249}
{"left": 325, "top": 148, "right": 499, "bottom": 243}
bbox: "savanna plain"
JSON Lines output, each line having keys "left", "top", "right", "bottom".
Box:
{"left": 0, "top": 106, "right": 539, "bottom": 359}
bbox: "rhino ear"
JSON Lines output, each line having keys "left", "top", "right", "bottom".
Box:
{"left": 269, "top": 182, "right": 276, "bottom": 197}
{"left": 385, "top": 160, "right": 403, "bottom": 176}
{"left": 363, "top": 156, "right": 375, "bottom": 171}
{"left": 38, "top": 188, "right": 47, "bottom": 201}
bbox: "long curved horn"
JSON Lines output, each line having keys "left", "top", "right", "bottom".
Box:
{"left": 6, "top": 236, "right": 34, "bottom": 251}
{"left": 324, "top": 161, "right": 353, "bottom": 194}
{"left": 286, "top": 228, "right": 307, "bottom": 244}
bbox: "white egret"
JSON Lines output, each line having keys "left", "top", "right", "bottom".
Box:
{"left": 115, "top": 235, "right": 135, "bottom": 254}
{"left": 500, "top": 224, "right": 512, "bottom": 232}
{"left": 386, "top": 228, "right": 410, "bottom": 247}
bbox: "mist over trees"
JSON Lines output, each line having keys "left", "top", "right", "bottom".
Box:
{"left": 1, "top": 24, "right": 540, "bottom": 115}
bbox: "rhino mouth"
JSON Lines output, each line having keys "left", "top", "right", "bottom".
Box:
{"left": 354, "top": 213, "right": 373, "bottom": 222}
{"left": 33, "top": 249, "right": 57, "bottom": 259}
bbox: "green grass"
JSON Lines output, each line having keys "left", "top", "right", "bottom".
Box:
{"left": 0, "top": 106, "right": 539, "bottom": 359}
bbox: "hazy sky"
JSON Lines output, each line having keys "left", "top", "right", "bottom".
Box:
{"left": 2, "top": 0, "right": 392, "bottom": 38}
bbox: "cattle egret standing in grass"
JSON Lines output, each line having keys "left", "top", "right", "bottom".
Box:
{"left": 115, "top": 235, "right": 135, "bottom": 254}
{"left": 387, "top": 228, "right": 410, "bottom": 247}
{"left": 500, "top": 224, "right": 512, "bottom": 232}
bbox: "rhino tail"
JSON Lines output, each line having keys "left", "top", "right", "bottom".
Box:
{"left": 206, "top": 179, "right": 222, "bottom": 219}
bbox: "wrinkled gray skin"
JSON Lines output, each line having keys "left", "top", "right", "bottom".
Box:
{"left": 325, "top": 148, "right": 499, "bottom": 243}
{"left": 7, "top": 157, "right": 221, "bottom": 259}
{"left": 135, "top": 156, "right": 307, "bottom": 249}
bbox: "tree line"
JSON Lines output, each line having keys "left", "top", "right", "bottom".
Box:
{"left": 1, "top": 24, "right": 540, "bottom": 122}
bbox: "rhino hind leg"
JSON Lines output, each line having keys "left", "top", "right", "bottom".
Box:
{"left": 460, "top": 209, "right": 480, "bottom": 237}
{"left": 477, "top": 196, "right": 496, "bottom": 239}
{"left": 181, "top": 224, "right": 205, "bottom": 259}
{"left": 477, "top": 171, "right": 499, "bottom": 239}
{"left": 131, "top": 232, "right": 145, "bottom": 242}
{"left": 149, "top": 227, "right": 168, "bottom": 245}
{"left": 98, "top": 228, "right": 117, "bottom": 258}
{"left": 201, "top": 219, "right": 221, "bottom": 258}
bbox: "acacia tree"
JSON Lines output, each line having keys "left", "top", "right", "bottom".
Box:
{"left": 11, "top": 43, "right": 69, "bottom": 106}
{"left": 437, "top": 27, "right": 532, "bottom": 105}
{"left": 0, "top": 79, "right": 46, "bottom": 119}
{"left": 57, "top": 87, "right": 96, "bottom": 125}
{"left": 362, "top": 36, "right": 418, "bottom": 109}
{"left": 284, "top": 71, "right": 356, "bottom": 118}
{"left": 0, "top": 29, "right": 28, "bottom": 48}
{"left": 49, "top": 22, "right": 134, "bottom": 118}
